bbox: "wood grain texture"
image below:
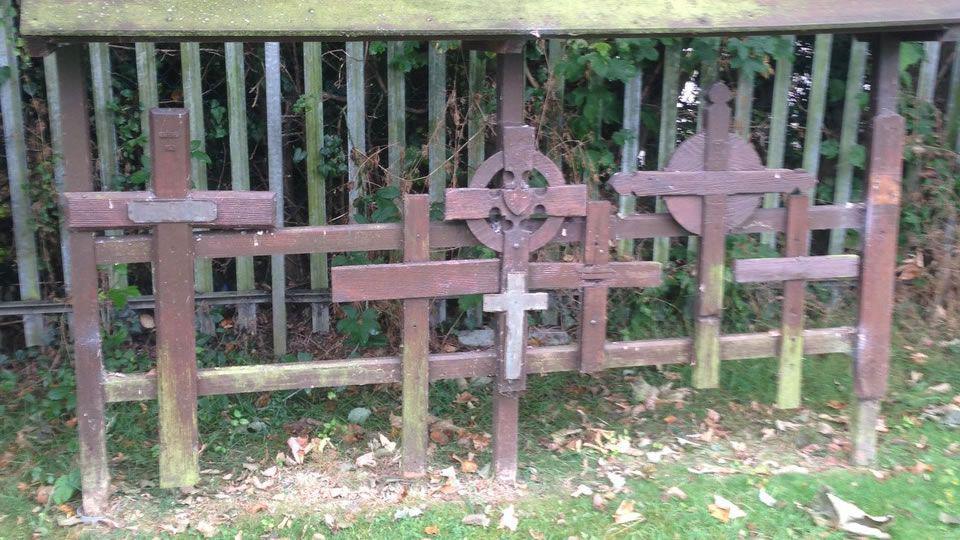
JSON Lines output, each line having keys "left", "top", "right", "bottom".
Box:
{"left": 401, "top": 196, "right": 430, "bottom": 477}
{"left": 733, "top": 254, "right": 860, "bottom": 283}
{"left": 332, "top": 260, "right": 662, "bottom": 302}
{"left": 91, "top": 204, "right": 867, "bottom": 265}
{"left": 22, "top": 1, "right": 960, "bottom": 40}
{"left": 609, "top": 169, "right": 816, "bottom": 197}
{"left": 692, "top": 195, "right": 726, "bottom": 389}
{"left": 580, "top": 201, "right": 611, "bottom": 373}
{"left": 149, "top": 109, "right": 200, "bottom": 488}
{"left": 104, "top": 327, "right": 856, "bottom": 402}
{"left": 445, "top": 184, "right": 588, "bottom": 220}
{"left": 777, "top": 194, "right": 809, "bottom": 409}
{"left": 63, "top": 190, "right": 276, "bottom": 229}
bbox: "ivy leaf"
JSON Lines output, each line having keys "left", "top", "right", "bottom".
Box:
{"left": 51, "top": 471, "right": 81, "bottom": 505}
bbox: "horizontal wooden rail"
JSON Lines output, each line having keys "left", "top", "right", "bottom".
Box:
{"left": 733, "top": 254, "right": 860, "bottom": 283}
{"left": 93, "top": 203, "right": 866, "bottom": 265}
{"left": 103, "top": 326, "right": 855, "bottom": 402}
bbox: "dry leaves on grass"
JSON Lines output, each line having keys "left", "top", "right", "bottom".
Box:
{"left": 806, "top": 490, "right": 893, "bottom": 539}
{"left": 462, "top": 513, "right": 491, "bottom": 527}
{"left": 498, "top": 505, "right": 519, "bottom": 532}
{"left": 708, "top": 495, "right": 746, "bottom": 523}
{"left": 613, "top": 500, "right": 644, "bottom": 524}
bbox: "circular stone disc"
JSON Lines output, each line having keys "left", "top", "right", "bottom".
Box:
{"left": 663, "top": 133, "right": 764, "bottom": 235}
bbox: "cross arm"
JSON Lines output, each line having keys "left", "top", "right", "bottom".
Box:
{"left": 733, "top": 254, "right": 861, "bottom": 283}
{"left": 62, "top": 190, "right": 276, "bottom": 230}
{"left": 608, "top": 169, "right": 816, "bottom": 197}
{"left": 444, "top": 184, "right": 588, "bottom": 221}
{"left": 331, "top": 259, "right": 662, "bottom": 302}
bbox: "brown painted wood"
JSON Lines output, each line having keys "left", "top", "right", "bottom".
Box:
{"left": 444, "top": 185, "right": 587, "bottom": 220}
{"left": 401, "top": 195, "right": 430, "bottom": 478}
{"left": 62, "top": 190, "right": 275, "bottom": 230}
{"left": 733, "top": 254, "right": 860, "bottom": 283}
{"left": 90, "top": 204, "right": 867, "bottom": 265}
{"left": 149, "top": 109, "right": 200, "bottom": 488}
{"left": 609, "top": 169, "right": 816, "bottom": 197}
{"left": 331, "top": 259, "right": 661, "bottom": 302}
{"left": 579, "top": 201, "right": 611, "bottom": 373}
{"left": 103, "top": 327, "right": 857, "bottom": 402}
{"left": 57, "top": 45, "right": 110, "bottom": 516}
{"left": 777, "top": 193, "right": 810, "bottom": 409}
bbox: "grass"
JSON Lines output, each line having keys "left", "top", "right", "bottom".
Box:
{"left": 1, "top": 315, "right": 959, "bottom": 539}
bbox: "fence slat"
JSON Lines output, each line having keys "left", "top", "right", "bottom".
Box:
{"left": 225, "top": 42, "right": 257, "bottom": 331}
{"left": 762, "top": 36, "right": 796, "bottom": 248}
{"left": 401, "top": 195, "right": 430, "bottom": 477}
{"left": 777, "top": 194, "right": 809, "bottom": 408}
{"left": 802, "top": 34, "right": 833, "bottom": 198}
{"left": 465, "top": 49, "right": 488, "bottom": 329}
{"left": 265, "top": 42, "right": 287, "bottom": 356}
{"left": 43, "top": 53, "right": 71, "bottom": 295}
{"left": 917, "top": 42, "right": 941, "bottom": 104}
{"left": 304, "top": 42, "right": 330, "bottom": 333}
{"left": 135, "top": 43, "right": 159, "bottom": 160}
{"left": 617, "top": 71, "right": 642, "bottom": 258}
{"left": 946, "top": 45, "right": 960, "bottom": 153}
{"left": 387, "top": 41, "right": 407, "bottom": 186}
{"left": 828, "top": 39, "right": 869, "bottom": 255}
{"left": 1, "top": 12, "right": 44, "bottom": 346}
{"left": 428, "top": 42, "right": 448, "bottom": 323}
{"left": 180, "top": 43, "right": 215, "bottom": 307}
{"left": 346, "top": 42, "right": 366, "bottom": 223}
{"left": 89, "top": 42, "right": 128, "bottom": 290}
{"left": 689, "top": 37, "right": 722, "bottom": 260}
{"left": 652, "top": 44, "right": 681, "bottom": 265}
{"left": 733, "top": 67, "right": 755, "bottom": 140}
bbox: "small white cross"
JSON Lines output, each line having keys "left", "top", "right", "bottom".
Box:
{"left": 483, "top": 272, "right": 549, "bottom": 380}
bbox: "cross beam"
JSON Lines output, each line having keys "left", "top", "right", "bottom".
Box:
{"left": 63, "top": 109, "right": 276, "bottom": 488}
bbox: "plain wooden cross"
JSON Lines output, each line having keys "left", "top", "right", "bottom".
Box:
{"left": 609, "top": 82, "right": 818, "bottom": 389}
{"left": 63, "top": 109, "right": 276, "bottom": 488}
{"left": 482, "top": 271, "right": 549, "bottom": 380}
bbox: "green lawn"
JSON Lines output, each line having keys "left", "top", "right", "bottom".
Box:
{"left": 1, "top": 327, "right": 959, "bottom": 539}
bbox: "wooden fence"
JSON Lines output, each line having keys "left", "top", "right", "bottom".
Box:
{"left": 1, "top": 27, "right": 958, "bottom": 350}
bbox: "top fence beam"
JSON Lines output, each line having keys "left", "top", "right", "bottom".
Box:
{"left": 19, "top": 1, "right": 960, "bottom": 42}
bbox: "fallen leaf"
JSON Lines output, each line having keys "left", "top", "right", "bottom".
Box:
{"left": 498, "top": 505, "right": 519, "bottom": 532}
{"left": 592, "top": 493, "right": 606, "bottom": 510}
{"left": 759, "top": 488, "right": 777, "bottom": 507}
{"left": 394, "top": 507, "right": 423, "bottom": 520}
{"left": 139, "top": 312, "right": 155, "bottom": 329}
{"left": 808, "top": 490, "right": 892, "bottom": 539}
{"left": 423, "top": 524, "right": 440, "bottom": 535}
{"left": 661, "top": 486, "right": 687, "bottom": 501}
{"left": 35, "top": 485, "right": 52, "bottom": 505}
{"left": 462, "top": 514, "right": 491, "bottom": 527}
{"left": 355, "top": 452, "right": 376, "bottom": 468}
{"left": 928, "top": 383, "right": 952, "bottom": 394}
{"left": 939, "top": 512, "right": 960, "bottom": 525}
{"left": 287, "top": 436, "right": 309, "bottom": 464}
{"left": 709, "top": 495, "right": 746, "bottom": 523}
{"left": 613, "top": 500, "right": 644, "bottom": 524}
{"left": 571, "top": 484, "right": 594, "bottom": 498}
{"left": 606, "top": 472, "right": 626, "bottom": 490}
{"left": 193, "top": 520, "right": 218, "bottom": 538}
{"left": 261, "top": 466, "right": 277, "bottom": 478}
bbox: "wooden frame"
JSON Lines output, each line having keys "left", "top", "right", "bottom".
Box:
{"left": 25, "top": 0, "right": 928, "bottom": 516}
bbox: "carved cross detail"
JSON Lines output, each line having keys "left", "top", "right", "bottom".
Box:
{"left": 482, "top": 272, "right": 549, "bottom": 380}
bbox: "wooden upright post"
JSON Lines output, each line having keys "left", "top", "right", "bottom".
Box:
{"left": 401, "top": 196, "right": 431, "bottom": 477}
{"left": 150, "top": 109, "right": 200, "bottom": 487}
{"left": 853, "top": 36, "right": 905, "bottom": 465}
{"left": 778, "top": 193, "right": 810, "bottom": 409}
{"left": 58, "top": 45, "right": 110, "bottom": 515}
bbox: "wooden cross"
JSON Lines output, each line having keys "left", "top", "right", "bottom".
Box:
{"left": 482, "top": 272, "right": 549, "bottom": 380}
{"left": 732, "top": 193, "right": 860, "bottom": 408}
{"left": 609, "top": 82, "right": 818, "bottom": 389}
{"left": 62, "top": 109, "right": 276, "bottom": 488}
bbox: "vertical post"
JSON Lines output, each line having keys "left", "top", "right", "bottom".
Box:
{"left": 135, "top": 43, "right": 159, "bottom": 160}
{"left": 762, "top": 36, "right": 795, "bottom": 249}
{"left": 653, "top": 44, "right": 681, "bottom": 265}
{"left": 916, "top": 42, "right": 941, "bottom": 104}
{"left": 89, "top": 42, "right": 127, "bottom": 289}
{"left": 829, "top": 39, "right": 869, "bottom": 255}
{"left": 150, "top": 109, "right": 200, "bottom": 487}
{"left": 43, "top": 53, "right": 72, "bottom": 295}
{"left": 346, "top": 41, "right": 366, "bottom": 223}
{"left": 386, "top": 41, "right": 407, "bottom": 186}
{"left": 466, "top": 49, "right": 488, "bottom": 329}
{"left": 226, "top": 42, "right": 257, "bottom": 331}
{"left": 778, "top": 193, "right": 809, "bottom": 409}
{"left": 180, "top": 43, "right": 215, "bottom": 315}
{"left": 492, "top": 48, "right": 525, "bottom": 482}
{"left": 265, "top": 42, "right": 287, "bottom": 357}
{"left": 542, "top": 39, "right": 564, "bottom": 328}
{"left": 802, "top": 34, "right": 833, "bottom": 197}
{"left": 853, "top": 36, "right": 905, "bottom": 466}
{"left": 946, "top": 46, "right": 960, "bottom": 153}
{"left": 618, "top": 71, "right": 642, "bottom": 258}
{"left": 428, "top": 42, "right": 449, "bottom": 323}
{"left": 692, "top": 83, "right": 732, "bottom": 389}
{"left": 58, "top": 45, "right": 110, "bottom": 514}
{"left": 1, "top": 12, "right": 44, "bottom": 345}
{"left": 304, "top": 42, "right": 330, "bottom": 333}
{"left": 733, "top": 67, "right": 755, "bottom": 140}
{"left": 401, "top": 195, "right": 431, "bottom": 477}
{"left": 690, "top": 37, "right": 722, "bottom": 260}
{"left": 580, "top": 201, "right": 611, "bottom": 373}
